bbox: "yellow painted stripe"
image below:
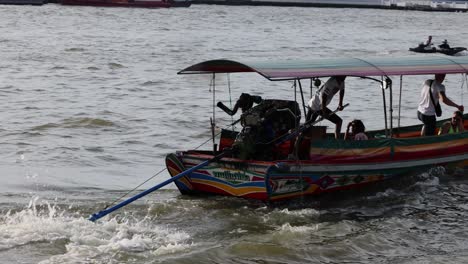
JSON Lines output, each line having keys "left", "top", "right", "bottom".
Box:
{"left": 179, "top": 177, "right": 193, "bottom": 189}
{"left": 168, "top": 167, "right": 193, "bottom": 189}
{"left": 168, "top": 167, "right": 181, "bottom": 176}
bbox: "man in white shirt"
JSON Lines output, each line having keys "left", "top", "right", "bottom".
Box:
{"left": 306, "top": 76, "right": 346, "bottom": 139}
{"left": 423, "top": 35, "right": 433, "bottom": 49}
{"left": 417, "top": 74, "right": 464, "bottom": 136}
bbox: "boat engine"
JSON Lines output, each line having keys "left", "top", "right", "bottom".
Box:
{"left": 218, "top": 93, "right": 301, "bottom": 160}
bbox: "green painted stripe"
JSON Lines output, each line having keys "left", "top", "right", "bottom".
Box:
{"left": 311, "top": 131, "right": 467, "bottom": 149}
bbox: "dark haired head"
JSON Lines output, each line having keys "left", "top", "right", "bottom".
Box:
{"left": 435, "top": 74, "right": 446, "bottom": 83}
{"left": 452, "top": 111, "right": 463, "bottom": 125}
{"left": 231, "top": 93, "right": 263, "bottom": 114}
{"left": 351, "top": 119, "right": 365, "bottom": 134}
{"left": 335, "top": 76, "right": 346, "bottom": 82}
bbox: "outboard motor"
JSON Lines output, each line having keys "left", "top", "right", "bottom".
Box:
{"left": 218, "top": 94, "right": 300, "bottom": 160}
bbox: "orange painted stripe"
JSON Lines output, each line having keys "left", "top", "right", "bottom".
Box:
{"left": 309, "top": 147, "right": 389, "bottom": 156}
{"left": 395, "top": 138, "right": 468, "bottom": 153}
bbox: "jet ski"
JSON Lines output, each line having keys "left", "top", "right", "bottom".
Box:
{"left": 409, "top": 44, "right": 436, "bottom": 53}
{"left": 410, "top": 43, "right": 467, "bottom": 56}
{"left": 437, "top": 46, "right": 467, "bottom": 56}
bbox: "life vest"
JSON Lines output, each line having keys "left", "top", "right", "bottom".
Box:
{"left": 438, "top": 124, "right": 459, "bottom": 135}
{"left": 448, "top": 125, "right": 459, "bottom": 134}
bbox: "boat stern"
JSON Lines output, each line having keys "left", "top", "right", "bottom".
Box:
{"left": 165, "top": 153, "right": 195, "bottom": 194}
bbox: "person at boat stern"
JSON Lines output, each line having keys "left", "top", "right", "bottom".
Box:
{"left": 439, "top": 111, "right": 465, "bottom": 135}
{"left": 306, "top": 76, "right": 346, "bottom": 139}
{"left": 417, "top": 74, "right": 464, "bottom": 136}
{"left": 345, "top": 119, "right": 368, "bottom": 140}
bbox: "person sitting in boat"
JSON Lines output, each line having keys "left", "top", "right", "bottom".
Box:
{"left": 306, "top": 76, "right": 346, "bottom": 139}
{"left": 344, "top": 119, "right": 368, "bottom": 141}
{"left": 439, "top": 39, "right": 451, "bottom": 50}
{"left": 417, "top": 74, "right": 464, "bottom": 136}
{"left": 438, "top": 111, "right": 465, "bottom": 135}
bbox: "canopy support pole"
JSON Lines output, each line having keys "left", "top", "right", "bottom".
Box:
{"left": 388, "top": 77, "right": 393, "bottom": 138}
{"left": 310, "top": 78, "right": 313, "bottom": 99}
{"left": 211, "top": 73, "right": 217, "bottom": 153}
{"left": 297, "top": 79, "right": 307, "bottom": 125}
{"left": 294, "top": 80, "right": 298, "bottom": 129}
{"left": 381, "top": 76, "right": 388, "bottom": 137}
{"left": 463, "top": 73, "right": 468, "bottom": 103}
{"left": 398, "top": 76, "right": 403, "bottom": 131}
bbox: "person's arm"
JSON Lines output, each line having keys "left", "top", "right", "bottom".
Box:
{"left": 440, "top": 122, "right": 451, "bottom": 135}
{"left": 439, "top": 91, "right": 464, "bottom": 112}
{"left": 344, "top": 122, "right": 352, "bottom": 140}
{"left": 458, "top": 120, "right": 465, "bottom": 133}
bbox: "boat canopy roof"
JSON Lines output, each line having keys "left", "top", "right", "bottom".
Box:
{"left": 178, "top": 56, "right": 468, "bottom": 81}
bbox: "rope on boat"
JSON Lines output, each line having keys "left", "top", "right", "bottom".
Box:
{"left": 103, "top": 167, "right": 167, "bottom": 210}
{"left": 90, "top": 152, "right": 229, "bottom": 222}
{"left": 398, "top": 75, "right": 403, "bottom": 130}
{"left": 212, "top": 73, "right": 216, "bottom": 139}
{"left": 102, "top": 121, "right": 235, "bottom": 211}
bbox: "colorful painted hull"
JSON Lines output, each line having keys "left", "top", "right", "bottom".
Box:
{"left": 166, "top": 131, "right": 468, "bottom": 202}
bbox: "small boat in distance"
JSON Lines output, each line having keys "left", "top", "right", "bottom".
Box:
{"left": 61, "top": 0, "right": 191, "bottom": 8}
{"left": 409, "top": 42, "right": 467, "bottom": 56}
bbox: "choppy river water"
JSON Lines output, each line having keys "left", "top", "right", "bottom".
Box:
{"left": 0, "top": 4, "right": 468, "bottom": 263}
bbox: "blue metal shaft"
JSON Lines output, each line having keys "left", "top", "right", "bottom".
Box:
{"left": 89, "top": 155, "right": 221, "bottom": 222}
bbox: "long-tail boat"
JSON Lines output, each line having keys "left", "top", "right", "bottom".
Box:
{"left": 165, "top": 56, "right": 468, "bottom": 202}
{"left": 88, "top": 56, "right": 468, "bottom": 221}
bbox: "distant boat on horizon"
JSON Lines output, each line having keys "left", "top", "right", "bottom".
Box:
{"left": 190, "top": 0, "right": 468, "bottom": 11}
{"left": 0, "top": 0, "right": 44, "bottom": 5}
{"left": 60, "top": 0, "right": 191, "bottom": 8}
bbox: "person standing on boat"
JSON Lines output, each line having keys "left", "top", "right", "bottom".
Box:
{"left": 306, "top": 76, "right": 346, "bottom": 139}
{"left": 417, "top": 74, "right": 464, "bottom": 136}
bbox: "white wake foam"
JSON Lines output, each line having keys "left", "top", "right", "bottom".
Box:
{"left": 0, "top": 196, "right": 193, "bottom": 263}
